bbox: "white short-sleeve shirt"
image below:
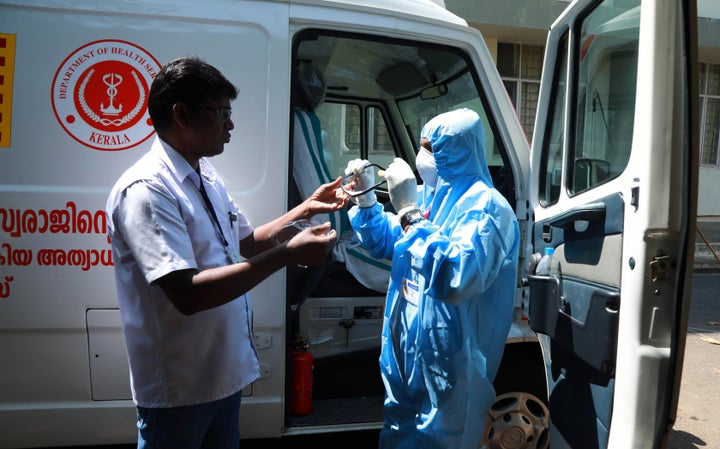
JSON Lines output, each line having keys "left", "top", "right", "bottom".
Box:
{"left": 106, "top": 137, "right": 260, "bottom": 408}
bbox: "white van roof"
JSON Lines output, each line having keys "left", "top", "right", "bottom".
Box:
{"left": 288, "top": 0, "right": 466, "bottom": 27}
{"left": 4, "top": 0, "right": 465, "bottom": 29}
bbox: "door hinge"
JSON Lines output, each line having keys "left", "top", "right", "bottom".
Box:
{"left": 649, "top": 252, "right": 671, "bottom": 282}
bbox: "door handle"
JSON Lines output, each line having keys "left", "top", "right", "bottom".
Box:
{"left": 548, "top": 202, "right": 606, "bottom": 230}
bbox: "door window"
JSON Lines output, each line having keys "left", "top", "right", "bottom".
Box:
{"left": 367, "top": 107, "right": 392, "bottom": 154}
{"left": 699, "top": 62, "right": 720, "bottom": 166}
{"left": 539, "top": 33, "right": 568, "bottom": 206}
{"left": 314, "top": 102, "right": 361, "bottom": 179}
{"left": 313, "top": 103, "right": 398, "bottom": 179}
{"left": 540, "top": 0, "right": 640, "bottom": 204}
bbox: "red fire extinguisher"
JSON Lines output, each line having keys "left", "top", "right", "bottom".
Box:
{"left": 290, "top": 349, "right": 313, "bottom": 415}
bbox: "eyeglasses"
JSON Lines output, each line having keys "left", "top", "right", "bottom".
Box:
{"left": 204, "top": 107, "right": 232, "bottom": 121}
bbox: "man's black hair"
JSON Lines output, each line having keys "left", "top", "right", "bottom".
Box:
{"left": 148, "top": 56, "right": 238, "bottom": 132}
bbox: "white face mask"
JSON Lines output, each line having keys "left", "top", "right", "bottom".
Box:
{"left": 416, "top": 146, "right": 438, "bottom": 187}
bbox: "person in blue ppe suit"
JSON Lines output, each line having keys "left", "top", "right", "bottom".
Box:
{"left": 344, "top": 108, "right": 520, "bottom": 449}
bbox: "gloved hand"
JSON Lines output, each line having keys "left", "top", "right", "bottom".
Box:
{"left": 384, "top": 158, "right": 419, "bottom": 222}
{"left": 344, "top": 159, "right": 377, "bottom": 208}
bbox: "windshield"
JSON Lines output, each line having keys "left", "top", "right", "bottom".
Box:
{"left": 293, "top": 30, "right": 510, "bottom": 194}
{"left": 397, "top": 69, "right": 503, "bottom": 168}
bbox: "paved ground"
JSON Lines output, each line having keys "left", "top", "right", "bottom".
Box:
{"left": 667, "top": 273, "right": 720, "bottom": 449}
{"left": 694, "top": 218, "right": 720, "bottom": 273}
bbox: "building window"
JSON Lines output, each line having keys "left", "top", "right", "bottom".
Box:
{"left": 700, "top": 62, "right": 720, "bottom": 167}
{"left": 497, "top": 43, "right": 543, "bottom": 142}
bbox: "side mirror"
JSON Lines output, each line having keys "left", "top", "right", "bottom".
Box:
{"left": 573, "top": 157, "right": 611, "bottom": 192}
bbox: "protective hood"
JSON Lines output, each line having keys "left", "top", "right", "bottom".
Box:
{"left": 420, "top": 108, "right": 492, "bottom": 184}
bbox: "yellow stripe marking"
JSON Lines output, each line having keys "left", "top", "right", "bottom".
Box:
{"left": 0, "top": 34, "right": 17, "bottom": 147}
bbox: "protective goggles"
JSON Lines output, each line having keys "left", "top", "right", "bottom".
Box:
{"left": 340, "top": 163, "right": 387, "bottom": 197}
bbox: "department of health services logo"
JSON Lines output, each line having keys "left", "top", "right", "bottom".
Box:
{"left": 52, "top": 39, "right": 160, "bottom": 151}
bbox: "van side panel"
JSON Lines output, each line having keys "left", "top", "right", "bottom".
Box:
{"left": 0, "top": 1, "right": 290, "bottom": 446}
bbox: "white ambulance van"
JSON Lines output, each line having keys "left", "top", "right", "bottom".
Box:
{"left": 0, "top": 0, "right": 698, "bottom": 448}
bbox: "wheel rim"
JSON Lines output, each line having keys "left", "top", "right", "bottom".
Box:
{"left": 480, "top": 392, "right": 549, "bottom": 449}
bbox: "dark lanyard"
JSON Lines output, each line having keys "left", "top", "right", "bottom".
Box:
{"left": 197, "top": 172, "right": 229, "bottom": 247}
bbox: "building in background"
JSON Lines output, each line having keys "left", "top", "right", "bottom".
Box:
{"left": 444, "top": 0, "right": 720, "bottom": 221}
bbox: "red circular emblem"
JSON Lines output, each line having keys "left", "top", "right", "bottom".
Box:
{"left": 52, "top": 40, "right": 161, "bottom": 151}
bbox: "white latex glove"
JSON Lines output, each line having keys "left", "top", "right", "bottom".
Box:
{"left": 343, "top": 158, "right": 377, "bottom": 208}
{"left": 384, "top": 158, "right": 418, "bottom": 219}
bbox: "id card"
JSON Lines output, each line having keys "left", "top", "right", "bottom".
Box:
{"left": 402, "top": 278, "right": 419, "bottom": 306}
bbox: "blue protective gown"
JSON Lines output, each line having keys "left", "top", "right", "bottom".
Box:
{"left": 348, "top": 108, "right": 520, "bottom": 449}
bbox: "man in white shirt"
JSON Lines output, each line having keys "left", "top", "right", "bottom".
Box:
{"left": 106, "top": 56, "right": 345, "bottom": 449}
